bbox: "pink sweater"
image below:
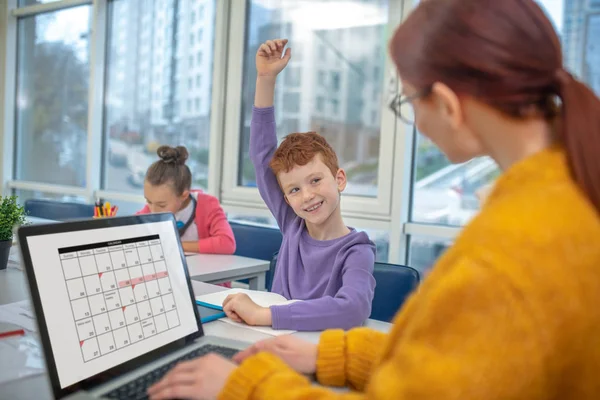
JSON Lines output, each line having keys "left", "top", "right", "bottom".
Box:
{"left": 137, "top": 190, "right": 236, "bottom": 255}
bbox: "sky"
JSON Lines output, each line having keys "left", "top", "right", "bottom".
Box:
{"left": 538, "top": 0, "right": 565, "bottom": 31}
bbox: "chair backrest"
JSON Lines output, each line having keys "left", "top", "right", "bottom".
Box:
{"left": 229, "top": 221, "right": 283, "bottom": 290}
{"left": 24, "top": 199, "right": 95, "bottom": 222}
{"left": 370, "top": 262, "right": 420, "bottom": 322}
{"left": 267, "top": 252, "right": 280, "bottom": 292}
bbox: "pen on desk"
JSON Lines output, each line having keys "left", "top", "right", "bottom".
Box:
{"left": 0, "top": 329, "right": 25, "bottom": 339}
{"left": 104, "top": 202, "right": 111, "bottom": 216}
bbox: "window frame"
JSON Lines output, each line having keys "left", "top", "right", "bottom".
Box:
{"left": 0, "top": 0, "right": 471, "bottom": 267}
{"left": 219, "top": 0, "right": 407, "bottom": 222}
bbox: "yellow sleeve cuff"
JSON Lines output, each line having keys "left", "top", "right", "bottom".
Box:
{"left": 218, "top": 352, "right": 290, "bottom": 400}
{"left": 316, "top": 329, "right": 346, "bottom": 387}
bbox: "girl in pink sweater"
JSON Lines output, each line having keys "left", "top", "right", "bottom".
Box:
{"left": 137, "top": 145, "right": 236, "bottom": 255}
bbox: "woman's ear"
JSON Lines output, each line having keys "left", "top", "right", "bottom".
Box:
{"left": 431, "top": 81, "right": 464, "bottom": 131}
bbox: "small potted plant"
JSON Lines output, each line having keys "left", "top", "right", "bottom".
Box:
{"left": 0, "top": 196, "right": 27, "bottom": 270}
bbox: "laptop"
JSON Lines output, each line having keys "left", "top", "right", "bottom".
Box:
{"left": 18, "top": 213, "right": 250, "bottom": 400}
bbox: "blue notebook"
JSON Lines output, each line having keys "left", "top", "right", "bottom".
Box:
{"left": 196, "top": 301, "right": 226, "bottom": 323}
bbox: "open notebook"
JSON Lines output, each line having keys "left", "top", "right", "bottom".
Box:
{"left": 195, "top": 288, "right": 300, "bottom": 336}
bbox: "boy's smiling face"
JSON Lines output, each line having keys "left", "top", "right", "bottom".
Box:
{"left": 278, "top": 154, "right": 347, "bottom": 227}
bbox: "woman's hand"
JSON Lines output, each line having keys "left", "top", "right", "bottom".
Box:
{"left": 233, "top": 335, "right": 318, "bottom": 374}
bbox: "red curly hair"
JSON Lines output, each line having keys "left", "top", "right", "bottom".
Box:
{"left": 269, "top": 132, "right": 339, "bottom": 177}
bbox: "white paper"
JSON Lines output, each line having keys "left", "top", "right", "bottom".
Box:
{"left": 0, "top": 300, "right": 38, "bottom": 332}
{"left": 0, "top": 333, "right": 45, "bottom": 385}
{"left": 196, "top": 288, "right": 300, "bottom": 336}
{"left": 196, "top": 288, "right": 293, "bottom": 308}
{"left": 219, "top": 318, "right": 297, "bottom": 336}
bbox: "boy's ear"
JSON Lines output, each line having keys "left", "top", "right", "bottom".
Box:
{"left": 336, "top": 168, "right": 347, "bottom": 192}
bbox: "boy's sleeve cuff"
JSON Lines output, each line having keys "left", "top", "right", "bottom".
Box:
{"left": 252, "top": 106, "right": 275, "bottom": 123}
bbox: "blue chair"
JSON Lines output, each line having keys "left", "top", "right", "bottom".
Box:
{"left": 229, "top": 221, "right": 283, "bottom": 290}
{"left": 24, "top": 199, "right": 95, "bottom": 221}
{"left": 370, "top": 262, "right": 420, "bottom": 322}
{"left": 267, "top": 252, "right": 280, "bottom": 292}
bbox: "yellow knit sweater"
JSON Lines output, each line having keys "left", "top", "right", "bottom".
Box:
{"left": 219, "top": 146, "right": 600, "bottom": 400}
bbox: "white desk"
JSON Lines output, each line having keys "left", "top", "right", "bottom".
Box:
{"left": 186, "top": 254, "right": 270, "bottom": 290}
{"left": 194, "top": 281, "right": 392, "bottom": 344}
{"left": 0, "top": 269, "right": 391, "bottom": 399}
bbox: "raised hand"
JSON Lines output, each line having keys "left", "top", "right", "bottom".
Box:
{"left": 256, "top": 38, "right": 291, "bottom": 77}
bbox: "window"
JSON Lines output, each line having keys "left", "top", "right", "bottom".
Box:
{"left": 406, "top": 0, "right": 595, "bottom": 266}
{"left": 196, "top": 74, "right": 201, "bottom": 87}
{"left": 284, "top": 67, "right": 301, "bottom": 87}
{"left": 330, "top": 71, "right": 340, "bottom": 91}
{"left": 191, "top": 11, "right": 196, "bottom": 23}
{"left": 584, "top": 13, "right": 600, "bottom": 96}
{"left": 373, "top": 66, "right": 380, "bottom": 80}
{"left": 190, "top": 33, "right": 195, "bottom": 45}
{"left": 319, "top": 44, "right": 327, "bottom": 60}
{"left": 103, "top": 0, "right": 217, "bottom": 193}
{"left": 361, "top": 229, "right": 390, "bottom": 263}
{"left": 316, "top": 96, "right": 325, "bottom": 111}
{"left": 282, "top": 92, "right": 301, "bottom": 113}
{"left": 318, "top": 70, "right": 327, "bottom": 86}
{"left": 14, "top": 6, "right": 91, "bottom": 187}
{"left": 197, "top": 51, "right": 203, "bottom": 64}
{"left": 409, "top": 235, "right": 451, "bottom": 276}
{"left": 330, "top": 99, "right": 339, "bottom": 114}
{"left": 281, "top": 118, "right": 300, "bottom": 134}
{"left": 198, "top": 28, "right": 203, "bottom": 42}
{"left": 236, "top": 0, "right": 389, "bottom": 196}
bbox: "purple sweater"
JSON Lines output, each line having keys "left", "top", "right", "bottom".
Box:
{"left": 250, "top": 106, "right": 376, "bottom": 331}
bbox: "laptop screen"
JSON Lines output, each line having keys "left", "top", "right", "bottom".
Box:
{"left": 20, "top": 215, "right": 200, "bottom": 391}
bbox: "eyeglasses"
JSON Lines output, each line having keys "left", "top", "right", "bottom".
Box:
{"left": 389, "top": 87, "right": 432, "bottom": 125}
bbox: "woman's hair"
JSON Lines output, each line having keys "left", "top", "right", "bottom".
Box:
{"left": 389, "top": 0, "right": 600, "bottom": 213}
{"left": 145, "top": 145, "right": 192, "bottom": 195}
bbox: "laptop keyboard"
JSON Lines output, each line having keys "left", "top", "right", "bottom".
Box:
{"left": 104, "top": 344, "right": 239, "bottom": 400}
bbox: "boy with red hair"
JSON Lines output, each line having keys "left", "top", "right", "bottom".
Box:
{"left": 222, "top": 39, "right": 376, "bottom": 331}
